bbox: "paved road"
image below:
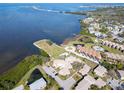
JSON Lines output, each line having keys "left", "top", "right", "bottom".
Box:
{"left": 42, "top": 66, "right": 76, "bottom": 90}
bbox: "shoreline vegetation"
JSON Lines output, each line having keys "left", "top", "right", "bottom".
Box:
{"left": 0, "top": 55, "right": 43, "bottom": 89}
{"left": 0, "top": 39, "right": 62, "bottom": 90}
{"left": 64, "top": 11, "right": 87, "bottom": 15}
{"left": 0, "top": 48, "right": 60, "bottom": 90}
{"left": 0, "top": 6, "right": 124, "bottom": 90}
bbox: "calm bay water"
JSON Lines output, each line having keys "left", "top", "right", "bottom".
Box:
{"left": 0, "top": 3, "right": 123, "bottom": 73}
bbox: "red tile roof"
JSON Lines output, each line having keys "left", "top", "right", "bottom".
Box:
{"left": 77, "top": 45, "right": 101, "bottom": 60}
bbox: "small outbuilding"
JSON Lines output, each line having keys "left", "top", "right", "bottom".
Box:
{"left": 29, "top": 78, "right": 46, "bottom": 90}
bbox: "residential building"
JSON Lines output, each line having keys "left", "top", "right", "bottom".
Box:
{"left": 75, "top": 75, "right": 95, "bottom": 90}
{"left": 94, "top": 65, "right": 107, "bottom": 77}
{"left": 29, "top": 78, "right": 46, "bottom": 90}
{"left": 53, "top": 56, "right": 82, "bottom": 76}
{"left": 105, "top": 52, "right": 124, "bottom": 62}
{"left": 101, "top": 40, "right": 124, "bottom": 52}
{"left": 59, "top": 68, "right": 70, "bottom": 76}
{"left": 113, "top": 36, "right": 124, "bottom": 43}
{"left": 76, "top": 45, "right": 102, "bottom": 62}
{"left": 79, "top": 64, "right": 91, "bottom": 76}
{"left": 88, "top": 27, "right": 107, "bottom": 38}
{"left": 90, "top": 23, "right": 100, "bottom": 30}
{"left": 76, "top": 75, "right": 106, "bottom": 90}
{"left": 117, "top": 70, "right": 124, "bottom": 80}
{"left": 83, "top": 17, "right": 94, "bottom": 24}
{"left": 95, "top": 78, "right": 106, "bottom": 88}
{"left": 93, "top": 46, "right": 104, "bottom": 52}
{"left": 53, "top": 59, "right": 72, "bottom": 69}
{"left": 107, "top": 78, "right": 124, "bottom": 90}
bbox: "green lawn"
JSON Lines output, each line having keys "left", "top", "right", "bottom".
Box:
{"left": 102, "top": 46, "right": 123, "bottom": 55}
{"left": 73, "top": 73, "right": 82, "bottom": 81}
{"left": 16, "top": 66, "right": 40, "bottom": 87}
{"left": 34, "top": 39, "right": 65, "bottom": 58}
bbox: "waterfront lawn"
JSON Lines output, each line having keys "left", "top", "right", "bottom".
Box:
{"left": 34, "top": 39, "right": 65, "bottom": 58}
{"left": 17, "top": 65, "right": 39, "bottom": 89}
{"left": 0, "top": 55, "right": 43, "bottom": 90}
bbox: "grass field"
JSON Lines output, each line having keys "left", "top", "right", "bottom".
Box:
{"left": 102, "top": 46, "right": 123, "bottom": 55}
{"left": 34, "top": 39, "right": 65, "bottom": 58}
